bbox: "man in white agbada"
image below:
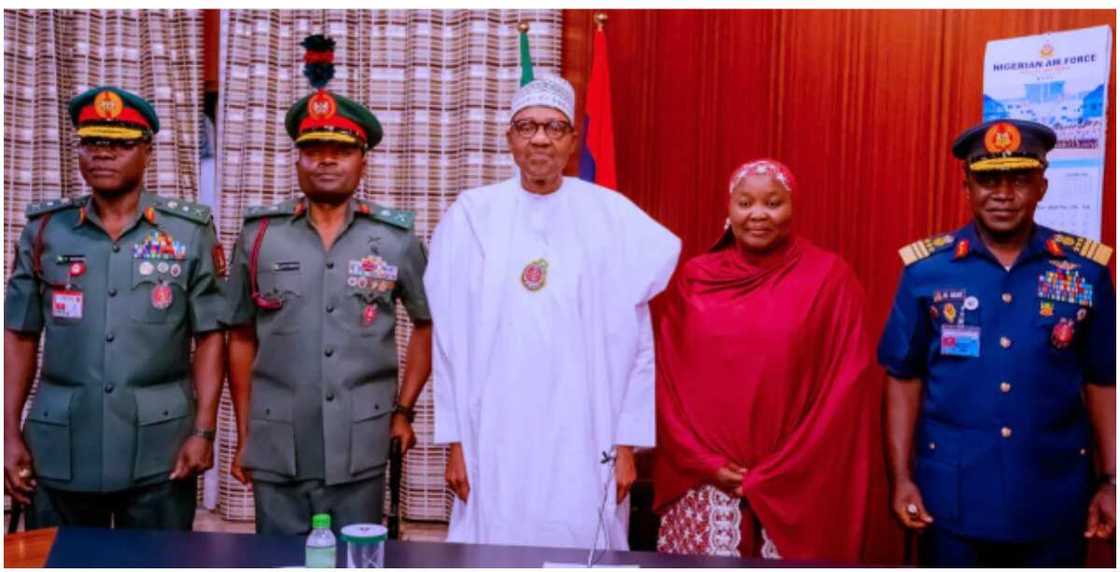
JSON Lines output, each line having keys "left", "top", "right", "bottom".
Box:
{"left": 424, "top": 75, "right": 681, "bottom": 550}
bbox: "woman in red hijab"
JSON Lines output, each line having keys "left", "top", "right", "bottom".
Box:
{"left": 654, "top": 159, "right": 896, "bottom": 563}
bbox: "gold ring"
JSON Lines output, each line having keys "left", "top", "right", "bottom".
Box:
{"left": 17, "top": 468, "right": 32, "bottom": 479}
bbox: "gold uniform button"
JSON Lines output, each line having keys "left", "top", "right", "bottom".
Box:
{"left": 1000, "top": 336, "right": 1012, "bottom": 348}
{"left": 1001, "top": 427, "right": 1012, "bottom": 438}
{"left": 1001, "top": 293, "right": 1013, "bottom": 303}
{"left": 928, "top": 442, "right": 936, "bottom": 451}
{"left": 1080, "top": 448, "right": 1088, "bottom": 456}
{"left": 1000, "top": 382, "right": 1011, "bottom": 393}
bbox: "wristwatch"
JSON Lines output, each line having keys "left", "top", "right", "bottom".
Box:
{"left": 393, "top": 402, "right": 416, "bottom": 423}
{"left": 190, "top": 428, "right": 216, "bottom": 441}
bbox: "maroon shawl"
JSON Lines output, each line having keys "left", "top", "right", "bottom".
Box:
{"left": 653, "top": 237, "right": 897, "bottom": 562}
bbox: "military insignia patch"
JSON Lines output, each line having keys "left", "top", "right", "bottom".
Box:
{"left": 133, "top": 231, "right": 187, "bottom": 260}
{"left": 212, "top": 245, "right": 227, "bottom": 277}
{"left": 94, "top": 89, "right": 124, "bottom": 120}
{"left": 308, "top": 91, "right": 337, "bottom": 120}
{"left": 1038, "top": 269, "right": 1093, "bottom": 307}
{"left": 1045, "top": 238, "right": 1064, "bottom": 257}
{"left": 151, "top": 281, "right": 173, "bottom": 310}
{"left": 898, "top": 234, "right": 954, "bottom": 266}
{"left": 954, "top": 240, "right": 970, "bottom": 260}
{"left": 522, "top": 259, "right": 548, "bottom": 292}
{"left": 362, "top": 303, "right": 378, "bottom": 327}
{"left": 942, "top": 302, "right": 957, "bottom": 323}
{"left": 1050, "top": 318, "right": 1075, "bottom": 349}
{"left": 984, "top": 122, "right": 1021, "bottom": 154}
{"left": 1049, "top": 259, "right": 1080, "bottom": 271}
{"left": 1039, "top": 301, "right": 1054, "bottom": 317}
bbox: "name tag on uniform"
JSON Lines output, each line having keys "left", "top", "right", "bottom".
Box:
{"left": 940, "top": 324, "right": 980, "bottom": 357}
{"left": 51, "top": 289, "right": 83, "bottom": 320}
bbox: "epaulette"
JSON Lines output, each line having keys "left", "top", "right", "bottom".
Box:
{"left": 153, "top": 196, "right": 212, "bottom": 225}
{"left": 26, "top": 195, "right": 84, "bottom": 219}
{"left": 356, "top": 200, "right": 414, "bottom": 230}
{"left": 898, "top": 233, "right": 955, "bottom": 266}
{"left": 1051, "top": 233, "right": 1113, "bottom": 266}
{"left": 244, "top": 200, "right": 298, "bottom": 221}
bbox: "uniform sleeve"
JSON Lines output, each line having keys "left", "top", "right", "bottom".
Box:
{"left": 222, "top": 224, "right": 257, "bottom": 328}
{"left": 5, "top": 220, "right": 45, "bottom": 333}
{"left": 395, "top": 232, "right": 431, "bottom": 323}
{"left": 188, "top": 222, "right": 227, "bottom": 334}
{"left": 1083, "top": 267, "right": 1115, "bottom": 386}
{"left": 877, "top": 268, "right": 930, "bottom": 380}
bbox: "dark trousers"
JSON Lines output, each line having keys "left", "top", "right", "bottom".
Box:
{"left": 920, "top": 525, "right": 1085, "bottom": 567}
{"left": 26, "top": 478, "right": 196, "bottom": 531}
{"left": 252, "top": 475, "right": 384, "bottom": 537}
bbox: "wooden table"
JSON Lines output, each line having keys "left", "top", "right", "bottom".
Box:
{"left": 5, "top": 528, "right": 57, "bottom": 568}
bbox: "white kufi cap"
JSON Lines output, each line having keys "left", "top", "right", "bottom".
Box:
{"left": 510, "top": 74, "right": 575, "bottom": 124}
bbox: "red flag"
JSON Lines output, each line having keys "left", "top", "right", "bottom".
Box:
{"left": 579, "top": 26, "right": 618, "bottom": 190}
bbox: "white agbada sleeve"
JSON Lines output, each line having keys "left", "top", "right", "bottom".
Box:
{"left": 608, "top": 196, "right": 681, "bottom": 448}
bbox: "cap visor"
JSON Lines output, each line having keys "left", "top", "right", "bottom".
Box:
{"left": 295, "top": 131, "right": 363, "bottom": 147}
{"left": 969, "top": 157, "right": 1043, "bottom": 171}
{"left": 77, "top": 125, "right": 147, "bottom": 140}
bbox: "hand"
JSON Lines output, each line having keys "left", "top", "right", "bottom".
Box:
{"left": 390, "top": 413, "right": 417, "bottom": 456}
{"left": 230, "top": 444, "right": 252, "bottom": 485}
{"left": 1085, "top": 483, "right": 1116, "bottom": 539}
{"left": 170, "top": 435, "right": 214, "bottom": 480}
{"left": 615, "top": 446, "right": 637, "bottom": 504}
{"left": 446, "top": 442, "right": 470, "bottom": 502}
{"left": 4, "top": 434, "right": 36, "bottom": 505}
{"left": 892, "top": 478, "right": 934, "bottom": 530}
{"left": 712, "top": 462, "right": 747, "bottom": 497}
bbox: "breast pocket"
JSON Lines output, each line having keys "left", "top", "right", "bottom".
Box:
{"left": 343, "top": 287, "right": 393, "bottom": 337}
{"left": 129, "top": 259, "right": 190, "bottom": 324}
{"left": 43, "top": 263, "right": 82, "bottom": 328}
{"left": 256, "top": 268, "right": 303, "bottom": 336}
{"left": 1035, "top": 298, "right": 1085, "bottom": 356}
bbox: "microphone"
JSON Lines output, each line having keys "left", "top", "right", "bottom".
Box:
{"left": 586, "top": 449, "right": 617, "bottom": 567}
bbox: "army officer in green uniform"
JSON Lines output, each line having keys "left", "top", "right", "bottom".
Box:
{"left": 225, "top": 35, "right": 433, "bottom": 535}
{"left": 4, "top": 86, "right": 227, "bottom": 530}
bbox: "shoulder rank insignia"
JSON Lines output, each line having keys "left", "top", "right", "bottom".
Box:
{"left": 898, "top": 233, "right": 954, "bottom": 266}
{"left": 153, "top": 196, "right": 212, "bottom": 225}
{"left": 244, "top": 200, "right": 298, "bottom": 220}
{"left": 356, "top": 200, "right": 414, "bottom": 230}
{"left": 1052, "top": 233, "right": 1112, "bottom": 266}
{"left": 26, "top": 195, "right": 84, "bottom": 219}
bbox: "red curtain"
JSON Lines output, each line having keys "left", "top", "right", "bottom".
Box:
{"left": 563, "top": 9, "right": 1115, "bottom": 563}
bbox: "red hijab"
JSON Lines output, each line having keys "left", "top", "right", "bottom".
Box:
{"left": 653, "top": 160, "right": 899, "bottom": 563}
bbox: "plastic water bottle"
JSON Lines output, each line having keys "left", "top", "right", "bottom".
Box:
{"left": 306, "top": 513, "right": 336, "bottom": 568}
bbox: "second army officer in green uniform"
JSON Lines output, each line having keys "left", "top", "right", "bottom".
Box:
{"left": 225, "top": 35, "right": 433, "bottom": 535}
{"left": 4, "top": 87, "right": 226, "bottom": 529}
